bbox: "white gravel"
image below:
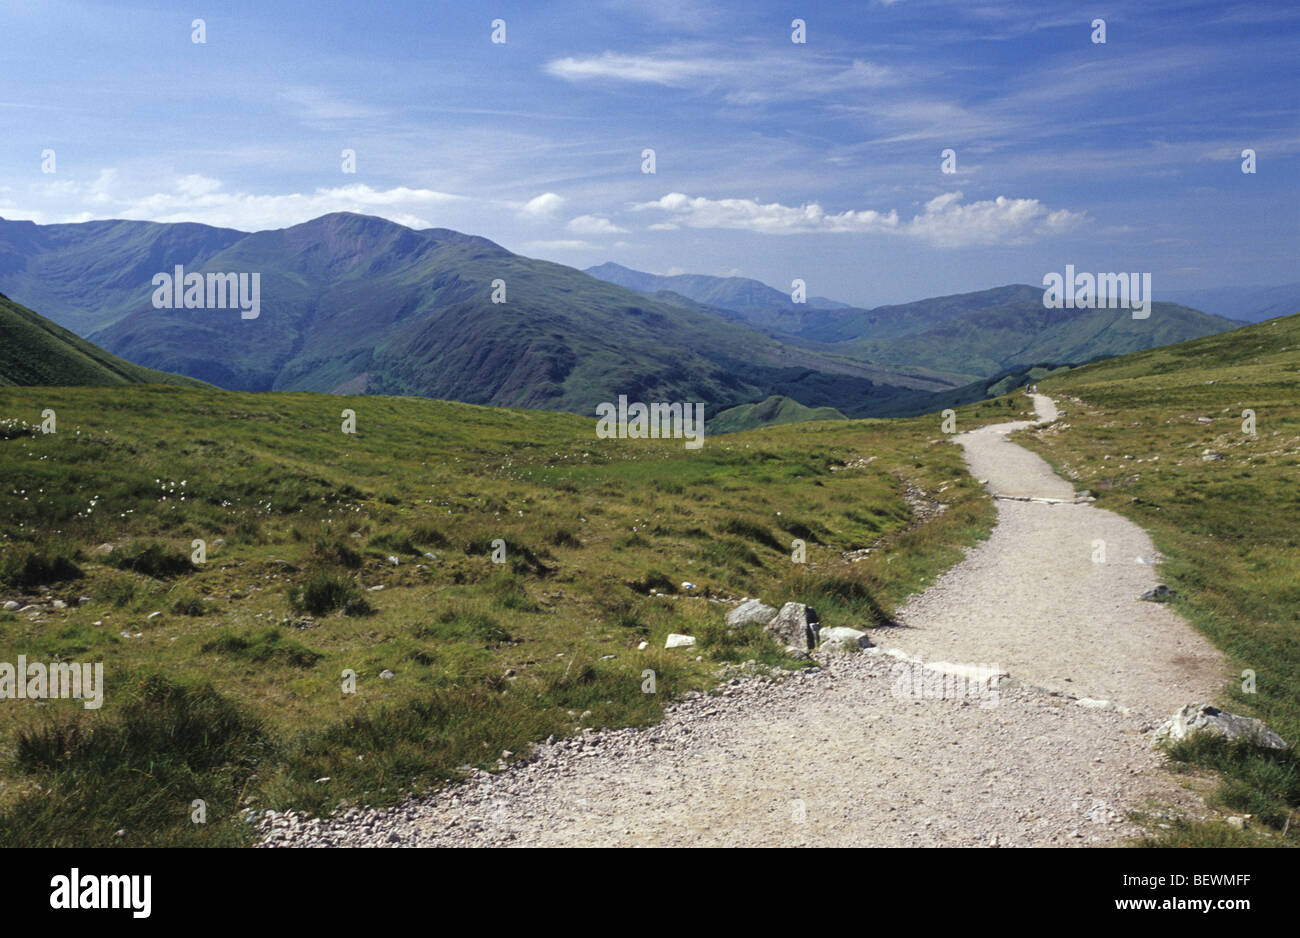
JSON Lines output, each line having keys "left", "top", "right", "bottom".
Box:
{"left": 258, "top": 394, "right": 1225, "bottom": 848}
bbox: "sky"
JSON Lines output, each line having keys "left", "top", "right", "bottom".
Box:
{"left": 2, "top": 0, "right": 1297, "bottom": 306}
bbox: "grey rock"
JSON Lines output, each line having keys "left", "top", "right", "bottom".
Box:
{"left": 379, "top": 669, "right": 396, "bottom": 680}
{"left": 665, "top": 633, "right": 696, "bottom": 649}
{"left": 726, "top": 598, "right": 777, "bottom": 628}
{"left": 1140, "top": 585, "right": 1178, "bottom": 602}
{"left": 766, "top": 602, "right": 819, "bottom": 651}
{"left": 818, "top": 626, "right": 872, "bottom": 653}
{"left": 1152, "top": 703, "right": 1287, "bottom": 750}
{"left": 2, "top": 600, "right": 19, "bottom": 611}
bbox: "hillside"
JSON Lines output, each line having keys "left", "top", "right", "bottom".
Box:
{"left": 844, "top": 295, "right": 1239, "bottom": 383}
{"left": 0, "top": 292, "right": 204, "bottom": 388}
{"left": 0, "top": 214, "right": 948, "bottom": 415}
{"left": 708, "top": 395, "right": 846, "bottom": 434}
{"left": 1015, "top": 313, "right": 1300, "bottom": 846}
{"left": 585, "top": 265, "right": 1240, "bottom": 382}
{"left": 0, "top": 381, "right": 994, "bottom": 845}
{"left": 587, "top": 262, "right": 848, "bottom": 312}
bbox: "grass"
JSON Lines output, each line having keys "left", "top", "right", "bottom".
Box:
{"left": 1015, "top": 313, "right": 1300, "bottom": 846}
{"left": 0, "top": 383, "right": 996, "bottom": 845}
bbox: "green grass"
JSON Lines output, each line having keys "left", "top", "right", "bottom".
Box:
{"left": 0, "top": 382, "right": 995, "bottom": 846}
{"left": 1015, "top": 313, "right": 1300, "bottom": 846}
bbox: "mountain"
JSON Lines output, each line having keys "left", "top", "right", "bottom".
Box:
{"left": 1160, "top": 283, "right": 1300, "bottom": 324}
{"left": 0, "top": 217, "right": 246, "bottom": 335}
{"left": 843, "top": 296, "right": 1241, "bottom": 383}
{"left": 0, "top": 292, "right": 204, "bottom": 388}
{"left": 585, "top": 262, "right": 850, "bottom": 312}
{"left": 707, "top": 395, "right": 846, "bottom": 434}
{"left": 584, "top": 266, "right": 1240, "bottom": 378}
{"left": 0, "top": 214, "right": 950, "bottom": 417}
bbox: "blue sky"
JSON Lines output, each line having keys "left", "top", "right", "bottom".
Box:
{"left": 2, "top": 0, "right": 1296, "bottom": 305}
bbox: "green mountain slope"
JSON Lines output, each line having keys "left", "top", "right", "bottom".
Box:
{"left": 708, "top": 395, "right": 846, "bottom": 434}
{"left": 0, "top": 292, "right": 204, "bottom": 387}
{"left": 585, "top": 267, "right": 1240, "bottom": 377}
{"left": 0, "top": 214, "right": 949, "bottom": 416}
{"left": 846, "top": 297, "right": 1239, "bottom": 383}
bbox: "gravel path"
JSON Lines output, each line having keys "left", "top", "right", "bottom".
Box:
{"left": 259, "top": 394, "right": 1226, "bottom": 848}
{"left": 889, "top": 394, "right": 1225, "bottom": 720}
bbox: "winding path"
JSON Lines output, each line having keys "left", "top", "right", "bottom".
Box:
{"left": 263, "top": 394, "right": 1227, "bottom": 848}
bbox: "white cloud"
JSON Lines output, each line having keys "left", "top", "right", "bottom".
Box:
{"left": 3, "top": 173, "right": 469, "bottom": 231}
{"left": 632, "top": 192, "right": 899, "bottom": 235}
{"left": 906, "top": 191, "right": 1085, "bottom": 247}
{"left": 631, "top": 190, "right": 1085, "bottom": 247}
{"left": 567, "top": 214, "right": 627, "bottom": 235}
{"left": 518, "top": 192, "right": 565, "bottom": 218}
{"left": 545, "top": 47, "right": 896, "bottom": 103}
{"left": 545, "top": 52, "right": 735, "bottom": 87}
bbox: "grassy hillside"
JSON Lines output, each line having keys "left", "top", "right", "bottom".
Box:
{"left": 0, "top": 293, "right": 204, "bottom": 388}
{"left": 709, "top": 395, "right": 846, "bottom": 434}
{"left": 0, "top": 383, "right": 995, "bottom": 846}
{"left": 1017, "top": 314, "right": 1300, "bottom": 846}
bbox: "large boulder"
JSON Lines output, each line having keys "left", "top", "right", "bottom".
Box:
{"left": 818, "top": 626, "right": 872, "bottom": 653}
{"left": 726, "top": 599, "right": 777, "bottom": 628}
{"left": 766, "top": 602, "right": 819, "bottom": 651}
{"left": 1152, "top": 703, "right": 1287, "bottom": 750}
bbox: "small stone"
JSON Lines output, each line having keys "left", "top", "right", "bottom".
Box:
{"left": 818, "top": 626, "right": 872, "bottom": 653}
{"left": 1152, "top": 703, "right": 1287, "bottom": 750}
{"left": 665, "top": 633, "right": 696, "bottom": 649}
{"left": 1226, "top": 816, "right": 1246, "bottom": 831}
{"left": 1140, "top": 585, "right": 1178, "bottom": 602}
{"left": 379, "top": 669, "right": 396, "bottom": 680}
{"left": 2, "top": 601, "right": 19, "bottom": 611}
{"left": 147, "top": 611, "right": 162, "bottom": 619}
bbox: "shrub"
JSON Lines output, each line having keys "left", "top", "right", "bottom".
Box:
{"left": 289, "top": 570, "right": 363, "bottom": 616}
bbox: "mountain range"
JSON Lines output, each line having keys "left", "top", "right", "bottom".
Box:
{"left": 0, "top": 213, "right": 1246, "bottom": 419}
